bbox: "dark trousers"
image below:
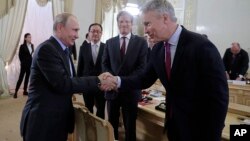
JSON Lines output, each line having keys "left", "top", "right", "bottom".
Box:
{"left": 107, "top": 95, "right": 138, "bottom": 141}
{"left": 15, "top": 66, "right": 30, "bottom": 93}
{"left": 83, "top": 90, "right": 106, "bottom": 119}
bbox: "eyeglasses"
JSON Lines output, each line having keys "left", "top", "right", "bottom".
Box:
{"left": 90, "top": 30, "right": 102, "bottom": 34}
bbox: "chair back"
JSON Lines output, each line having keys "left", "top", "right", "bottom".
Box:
{"left": 73, "top": 103, "right": 114, "bottom": 141}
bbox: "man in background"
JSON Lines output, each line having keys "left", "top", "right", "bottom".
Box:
{"left": 77, "top": 23, "right": 106, "bottom": 119}
{"left": 102, "top": 11, "right": 148, "bottom": 141}
{"left": 223, "top": 42, "right": 249, "bottom": 80}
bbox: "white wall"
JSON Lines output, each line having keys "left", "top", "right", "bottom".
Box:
{"left": 72, "top": 0, "right": 96, "bottom": 56}
{"left": 195, "top": 0, "right": 250, "bottom": 57}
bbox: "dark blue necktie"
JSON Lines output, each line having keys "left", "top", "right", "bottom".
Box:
{"left": 64, "top": 48, "right": 75, "bottom": 76}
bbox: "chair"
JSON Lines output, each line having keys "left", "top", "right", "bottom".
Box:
{"left": 72, "top": 102, "right": 115, "bottom": 141}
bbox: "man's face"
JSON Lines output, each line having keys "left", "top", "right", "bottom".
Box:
{"left": 118, "top": 14, "right": 132, "bottom": 36}
{"left": 89, "top": 25, "right": 102, "bottom": 43}
{"left": 60, "top": 16, "right": 79, "bottom": 47}
{"left": 142, "top": 10, "right": 169, "bottom": 43}
{"left": 231, "top": 43, "right": 240, "bottom": 55}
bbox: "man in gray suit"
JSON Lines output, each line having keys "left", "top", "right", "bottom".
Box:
{"left": 20, "top": 13, "right": 115, "bottom": 141}
{"left": 102, "top": 11, "right": 148, "bottom": 141}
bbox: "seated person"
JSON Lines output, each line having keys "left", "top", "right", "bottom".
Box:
{"left": 223, "top": 42, "right": 249, "bottom": 80}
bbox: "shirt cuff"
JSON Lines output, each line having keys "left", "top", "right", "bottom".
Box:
{"left": 117, "top": 76, "right": 121, "bottom": 88}
{"left": 239, "top": 74, "right": 243, "bottom": 78}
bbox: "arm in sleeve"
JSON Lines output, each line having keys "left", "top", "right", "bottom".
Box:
{"left": 239, "top": 50, "right": 249, "bottom": 76}
{"left": 198, "top": 41, "right": 229, "bottom": 135}
{"left": 37, "top": 44, "right": 99, "bottom": 95}
{"left": 120, "top": 60, "right": 158, "bottom": 90}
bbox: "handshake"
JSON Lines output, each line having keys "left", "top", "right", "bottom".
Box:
{"left": 98, "top": 72, "right": 118, "bottom": 91}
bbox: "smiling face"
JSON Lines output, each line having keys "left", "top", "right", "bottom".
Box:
{"left": 89, "top": 25, "right": 102, "bottom": 44}
{"left": 143, "top": 10, "right": 171, "bottom": 43}
{"left": 117, "top": 14, "right": 133, "bottom": 36}
{"left": 56, "top": 16, "right": 79, "bottom": 47}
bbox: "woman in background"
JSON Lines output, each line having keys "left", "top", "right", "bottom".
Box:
{"left": 13, "top": 33, "right": 34, "bottom": 98}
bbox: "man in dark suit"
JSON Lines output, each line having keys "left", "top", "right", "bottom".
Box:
{"left": 20, "top": 13, "right": 115, "bottom": 141}
{"left": 223, "top": 42, "right": 249, "bottom": 80}
{"left": 102, "top": 11, "right": 148, "bottom": 141}
{"left": 77, "top": 23, "right": 106, "bottom": 119}
{"left": 13, "top": 33, "right": 34, "bottom": 98}
{"left": 101, "top": 1, "right": 229, "bottom": 141}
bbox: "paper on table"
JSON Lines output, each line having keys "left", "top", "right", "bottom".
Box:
{"left": 232, "top": 80, "right": 246, "bottom": 85}
{"left": 242, "top": 119, "right": 250, "bottom": 125}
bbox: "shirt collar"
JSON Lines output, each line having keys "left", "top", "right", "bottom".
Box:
{"left": 119, "top": 32, "right": 131, "bottom": 40}
{"left": 52, "top": 35, "right": 67, "bottom": 51}
{"left": 168, "top": 24, "right": 182, "bottom": 46}
{"left": 91, "top": 41, "right": 101, "bottom": 47}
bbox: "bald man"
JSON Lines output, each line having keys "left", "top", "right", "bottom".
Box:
{"left": 223, "top": 42, "right": 249, "bottom": 80}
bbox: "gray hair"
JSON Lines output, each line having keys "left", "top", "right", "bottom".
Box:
{"left": 116, "top": 11, "right": 133, "bottom": 24}
{"left": 53, "top": 13, "right": 74, "bottom": 31}
{"left": 141, "top": 0, "right": 177, "bottom": 22}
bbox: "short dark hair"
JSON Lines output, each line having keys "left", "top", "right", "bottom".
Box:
{"left": 88, "top": 23, "right": 103, "bottom": 32}
{"left": 85, "top": 33, "right": 89, "bottom": 39}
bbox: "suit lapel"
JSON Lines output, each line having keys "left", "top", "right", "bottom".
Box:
{"left": 88, "top": 43, "right": 95, "bottom": 65}
{"left": 31, "top": 44, "right": 34, "bottom": 54}
{"left": 96, "top": 43, "right": 104, "bottom": 65}
{"left": 123, "top": 34, "right": 134, "bottom": 62}
{"left": 112, "top": 36, "right": 122, "bottom": 74}
{"left": 49, "top": 37, "right": 71, "bottom": 76}
{"left": 156, "top": 42, "right": 168, "bottom": 83}
{"left": 114, "top": 36, "right": 122, "bottom": 64}
{"left": 24, "top": 44, "right": 31, "bottom": 56}
{"left": 171, "top": 28, "right": 186, "bottom": 80}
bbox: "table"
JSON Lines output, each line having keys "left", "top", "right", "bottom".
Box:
{"left": 136, "top": 100, "right": 250, "bottom": 141}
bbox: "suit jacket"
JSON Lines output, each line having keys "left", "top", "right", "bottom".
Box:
{"left": 77, "top": 42, "right": 105, "bottom": 77}
{"left": 102, "top": 34, "right": 148, "bottom": 100}
{"left": 20, "top": 36, "right": 100, "bottom": 141}
{"left": 121, "top": 27, "right": 229, "bottom": 141}
{"left": 19, "top": 43, "right": 34, "bottom": 69}
{"left": 223, "top": 48, "right": 249, "bottom": 79}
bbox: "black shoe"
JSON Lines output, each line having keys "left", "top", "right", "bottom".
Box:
{"left": 23, "top": 91, "right": 28, "bottom": 96}
{"left": 13, "top": 93, "right": 17, "bottom": 98}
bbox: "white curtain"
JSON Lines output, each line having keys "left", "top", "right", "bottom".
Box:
{"left": 0, "top": 0, "right": 28, "bottom": 96}
{"left": 52, "top": 0, "right": 64, "bottom": 18}
{"left": 6, "top": 0, "right": 53, "bottom": 93}
{"left": 101, "top": 0, "right": 119, "bottom": 42}
{"left": 0, "top": 0, "right": 15, "bottom": 18}
{"left": 52, "top": 0, "right": 74, "bottom": 18}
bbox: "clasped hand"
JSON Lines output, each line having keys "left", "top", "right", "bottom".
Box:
{"left": 98, "top": 72, "right": 118, "bottom": 91}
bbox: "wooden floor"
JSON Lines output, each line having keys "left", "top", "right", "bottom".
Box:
{"left": 0, "top": 91, "right": 26, "bottom": 141}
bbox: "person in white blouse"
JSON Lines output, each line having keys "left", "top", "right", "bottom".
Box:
{"left": 14, "top": 33, "right": 34, "bottom": 98}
